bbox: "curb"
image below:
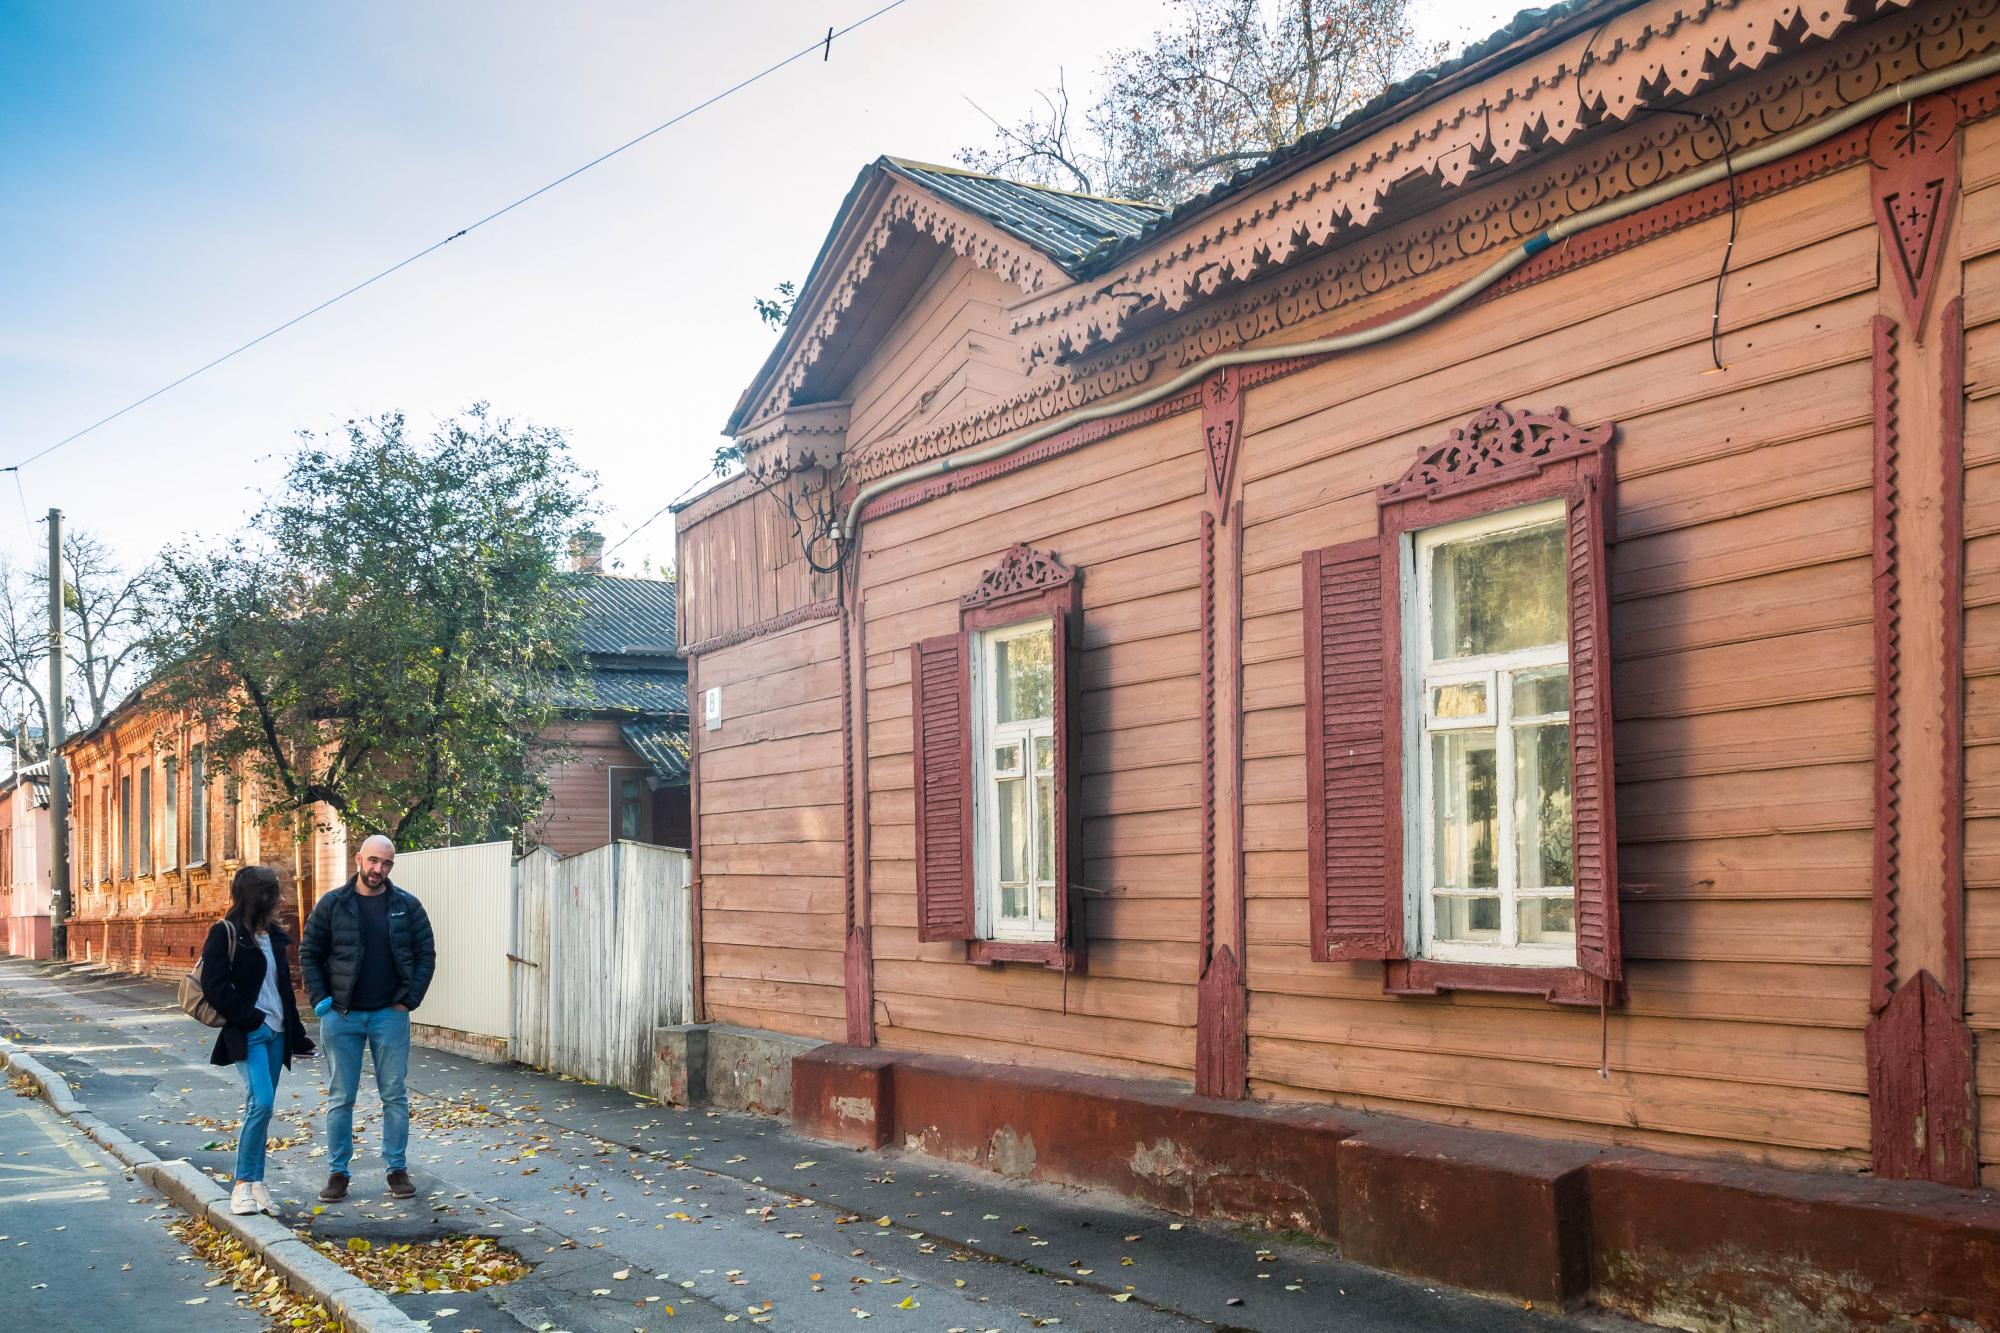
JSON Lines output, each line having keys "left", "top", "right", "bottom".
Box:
{"left": 0, "top": 1036, "right": 422, "bottom": 1332}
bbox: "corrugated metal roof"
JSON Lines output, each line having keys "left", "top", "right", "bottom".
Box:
{"left": 882, "top": 158, "right": 1167, "bottom": 274}
{"left": 580, "top": 575, "right": 680, "bottom": 657}
{"left": 620, "top": 718, "right": 689, "bottom": 786}
{"left": 553, "top": 668, "right": 687, "bottom": 717}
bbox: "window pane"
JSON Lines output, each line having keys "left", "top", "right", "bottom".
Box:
{"left": 1430, "top": 520, "right": 1566, "bottom": 659}
{"left": 1434, "top": 895, "right": 1502, "bottom": 941}
{"left": 1519, "top": 895, "right": 1576, "bottom": 945}
{"left": 1035, "top": 772, "right": 1054, "bottom": 884}
{"left": 997, "top": 775, "right": 1028, "bottom": 892}
{"left": 1033, "top": 734, "right": 1054, "bottom": 775}
{"left": 995, "top": 627, "right": 1054, "bottom": 723}
{"left": 993, "top": 742, "right": 1021, "bottom": 776}
{"left": 1513, "top": 721, "right": 1573, "bottom": 889}
{"left": 1429, "top": 679, "right": 1488, "bottom": 721}
{"left": 1430, "top": 729, "right": 1498, "bottom": 888}
{"left": 1512, "top": 666, "right": 1570, "bottom": 718}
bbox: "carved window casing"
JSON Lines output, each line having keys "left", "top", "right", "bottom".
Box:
{"left": 1303, "top": 405, "right": 1621, "bottom": 1005}
{"left": 911, "top": 544, "right": 1085, "bottom": 970}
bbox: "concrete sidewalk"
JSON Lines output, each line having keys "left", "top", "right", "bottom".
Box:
{"left": 0, "top": 957, "right": 1642, "bottom": 1332}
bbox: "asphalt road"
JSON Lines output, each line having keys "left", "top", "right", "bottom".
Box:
{"left": 0, "top": 1082, "right": 267, "bottom": 1330}
{"left": 0, "top": 957, "right": 1649, "bottom": 1332}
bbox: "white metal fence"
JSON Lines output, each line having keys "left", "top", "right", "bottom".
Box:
{"left": 393, "top": 841, "right": 513, "bottom": 1040}
{"left": 401, "top": 839, "right": 693, "bottom": 1091}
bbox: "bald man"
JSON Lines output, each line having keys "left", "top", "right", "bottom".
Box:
{"left": 300, "top": 834, "right": 436, "bottom": 1203}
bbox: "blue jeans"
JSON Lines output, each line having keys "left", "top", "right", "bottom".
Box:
{"left": 322, "top": 1006, "right": 410, "bottom": 1174}
{"left": 233, "top": 1024, "right": 284, "bottom": 1184}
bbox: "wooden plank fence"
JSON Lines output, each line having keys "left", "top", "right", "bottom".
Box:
{"left": 408, "top": 839, "right": 693, "bottom": 1091}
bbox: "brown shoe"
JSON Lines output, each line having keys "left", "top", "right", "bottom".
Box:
{"left": 385, "top": 1169, "right": 416, "bottom": 1199}
{"left": 318, "top": 1172, "right": 349, "bottom": 1202}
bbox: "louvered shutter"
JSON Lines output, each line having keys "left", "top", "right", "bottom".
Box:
{"left": 1567, "top": 478, "right": 1621, "bottom": 980}
{"left": 912, "top": 634, "right": 974, "bottom": 941}
{"left": 1051, "top": 601, "right": 1086, "bottom": 968}
{"left": 1303, "top": 538, "right": 1404, "bottom": 962}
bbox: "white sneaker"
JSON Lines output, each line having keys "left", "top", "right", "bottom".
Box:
{"left": 250, "top": 1182, "right": 275, "bottom": 1215}
{"left": 229, "top": 1181, "right": 257, "bottom": 1216}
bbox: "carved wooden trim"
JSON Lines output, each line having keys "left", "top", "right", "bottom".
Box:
{"left": 1198, "top": 511, "right": 1217, "bottom": 967}
{"left": 839, "top": 571, "right": 874, "bottom": 1046}
{"left": 1939, "top": 298, "right": 1968, "bottom": 1013}
{"left": 1867, "top": 970, "right": 1977, "bottom": 1185}
{"left": 960, "top": 544, "right": 1077, "bottom": 610}
{"left": 1871, "top": 315, "right": 1903, "bottom": 1016}
{"left": 686, "top": 656, "right": 707, "bottom": 1024}
{"left": 681, "top": 600, "right": 840, "bottom": 657}
{"left": 1202, "top": 368, "right": 1243, "bottom": 514}
{"left": 838, "top": 11, "right": 2000, "bottom": 493}
{"left": 1011, "top": 0, "right": 1926, "bottom": 362}
{"left": 1378, "top": 404, "right": 1614, "bottom": 505}
{"left": 1871, "top": 96, "right": 1961, "bottom": 327}
{"left": 1386, "top": 958, "right": 1611, "bottom": 1007}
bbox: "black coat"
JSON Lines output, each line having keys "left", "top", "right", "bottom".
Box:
{"left": 299, "top": 879, "right": 436, "bottom": 1015}
{"left": 198, "top": 920, "right": 316, "bottom": 1069}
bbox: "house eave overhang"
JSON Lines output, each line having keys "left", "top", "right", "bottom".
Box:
{"left": 724, "top": 162, "right": 1081, "bottom": 438}
{"left": 1009, "top": 0, "right": 1920, "bottom": 366}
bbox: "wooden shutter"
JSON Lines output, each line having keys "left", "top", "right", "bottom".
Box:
{"left": 1303, "top": 538, "right": 1403, "bottom": 962}
{"left": 1052, "top": 602, "right": 1086, "bottom": 968}
{"left": 1567, "top": 478, "right": 1622, "bottom": 980}
{"left": 912, "top": 634, "right": 974, "bottom": 941}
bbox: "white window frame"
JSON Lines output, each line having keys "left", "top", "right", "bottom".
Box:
{"left": 1405, "top": 498, "right": 1575, "bottom": 967}
{"left": 969, "top": 617, "right": 1058, "bottom": 943}
{"left": 162, "top": 754, "right": 179, "bottom": 872}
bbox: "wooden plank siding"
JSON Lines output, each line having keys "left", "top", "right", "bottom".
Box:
{"left": 1225, "top": 163, "right": 1880, "bottom": 1168}
{"left": 1959, "top": 114, "right": 2000, "bottom": 1188}
{"left": 697, "top": 618, "right": 848, "bottom": 1040}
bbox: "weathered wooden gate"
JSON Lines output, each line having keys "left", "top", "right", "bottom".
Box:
{"left": 507, "top": 841, "right": 693, "bottom": 1087}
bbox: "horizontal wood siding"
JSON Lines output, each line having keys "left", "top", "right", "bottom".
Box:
{"left": 535, "top": 720, "right": 652, "bottom": 856}
{"left": 1227, "top": 163, "right": 1878, "bottom": 1168}
{"left": 697, "top": 619, "right": 847, "bottom": 1040}
{"left": 847, "top": 256, "right": 1027, "bottom": 457}
{"left": 1960, "top": 115, "right": 2000, "bottom": 1188}
{"left": 861, "top": 409, "right": 1204, "bottom": 1081}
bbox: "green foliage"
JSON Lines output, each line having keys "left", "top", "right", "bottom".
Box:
{"left": 143, "top": 405, "right": 594, "bottom": 847}
{"left": 753, "top": 280, "right": 797, "bottom": 331}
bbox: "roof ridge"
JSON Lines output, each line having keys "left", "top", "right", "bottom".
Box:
{"left": 881, "top": 155, "right": 1169, "bottom": 211}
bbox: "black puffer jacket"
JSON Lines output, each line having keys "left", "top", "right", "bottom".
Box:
{"left": 300, "top": 879, "right": 436, "bottom": 1014}
{"left": 197, "top": 919, "right": 315, "bottom": 1069}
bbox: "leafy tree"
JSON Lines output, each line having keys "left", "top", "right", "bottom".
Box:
{"left": 143, "top": 405, "right": 594, "bottom": 847}
{"left": 754, "top": 280, "right": 798, "bottom": 331}
{"left": 0, "top": 529, "right": 155, "bottom": 755}
{"left": 959, "top": 0, "right": 1438, "bottom": 205}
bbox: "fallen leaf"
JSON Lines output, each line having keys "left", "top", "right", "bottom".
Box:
{"left": 1111, "top": 1293, "right": 1133, "bottom": 1303}
{"left": 613, "top": 1269, "right": 630, "bottom": 1280}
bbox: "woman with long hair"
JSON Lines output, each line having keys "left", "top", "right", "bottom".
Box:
{"left": 197, "top": 865, "right": 316, "bottom": 1215}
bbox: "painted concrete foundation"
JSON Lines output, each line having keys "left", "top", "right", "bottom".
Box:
{"left": 651, "top": 1023, "right": 823, "bottom": 1117}
{"left": 791, "top": 1043, "right": 2000, "bottom": 1326}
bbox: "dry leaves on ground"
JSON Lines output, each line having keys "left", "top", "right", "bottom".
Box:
{"left": 310, "top": 1233, "right": 528, "bottom": 1295}
{"left": 167, "top": 1215, "right": 340, "bottom": 1332}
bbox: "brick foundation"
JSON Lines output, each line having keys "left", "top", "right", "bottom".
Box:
{"left": 791, "top": 1044, "right": 2000, "bottom": 1324}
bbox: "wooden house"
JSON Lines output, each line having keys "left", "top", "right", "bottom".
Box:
{"left": 670, "top": 2, "right": 2000, "bottom": 1314}
{"left": 532, "top": 550, "right": 690, "bottom": 855}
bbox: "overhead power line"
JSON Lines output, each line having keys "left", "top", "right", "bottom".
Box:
{"left": 15, "top": 0, "right": 913, "bottom": 472}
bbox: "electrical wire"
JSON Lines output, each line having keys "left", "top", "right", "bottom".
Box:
{"left": 587, "top": 498, "right": 678, "bottom": 573}
{"left": 14, "top": 0, "right": 914, "bottom": 472}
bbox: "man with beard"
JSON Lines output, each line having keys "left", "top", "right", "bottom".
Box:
{"left": 301, "top": 834, "right": 436, "bottom": 1202}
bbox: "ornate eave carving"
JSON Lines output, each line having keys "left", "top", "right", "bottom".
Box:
{"left": 1379, "top": 405, "right": 1615, "bottom": 504}
{"left": 743, "top": 178, "right": 1067, "bottom": 430}
{"left": 960, "top": 544, "right": 1075, "bottom": 608}
{"left": 843, "top": 0, "right": 2000, "bottom": 492}
{"left": 736, "top": 400, "right": 851, "bottom": 473}
{"left": 1008, "top": 0, "right": 1919, "bottom": 365}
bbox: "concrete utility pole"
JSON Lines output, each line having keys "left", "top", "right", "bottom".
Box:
{"left": 47, "top": 508, "right": 69, "bottom": 961}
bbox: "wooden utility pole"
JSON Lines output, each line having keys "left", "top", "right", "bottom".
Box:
{"left": 47, "top": 508, "right": 69, "bottom": 960}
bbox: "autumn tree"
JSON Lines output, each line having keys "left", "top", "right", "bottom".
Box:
{"left": 143, "top": 406, "right": 593, "bottom": 847}
{"left": 0, "top": 529, "right": 154, "bottom": 755}
{"left": 959, "top": 0, "right": 1437, "bottom": 205}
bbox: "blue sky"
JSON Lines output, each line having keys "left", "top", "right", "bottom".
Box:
{"left": 1, "top": 0, "right": 1508, "bottom": 581}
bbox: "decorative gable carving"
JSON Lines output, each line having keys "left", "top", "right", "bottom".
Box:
{"left": 1378, "top": 405, "right": 1615, "bottom": 504}
{"left": 1202, "top": 367, "right": 1244, "bottom": 511}
{"left": 960, "top": 544, "right": 1075, "bottom": 609}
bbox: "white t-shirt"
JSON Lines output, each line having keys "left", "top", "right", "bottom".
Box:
{"left": 253, "top": 932, "right": 285, "bottom": 1033}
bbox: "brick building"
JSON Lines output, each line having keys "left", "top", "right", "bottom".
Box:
{"left": 63, "top": 693, "right": 345, "bottom": 979}
{"left": 0, "top": 760, "right": 52, "bottom": 959}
